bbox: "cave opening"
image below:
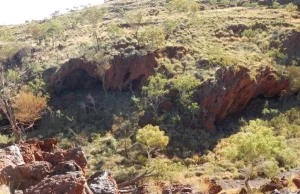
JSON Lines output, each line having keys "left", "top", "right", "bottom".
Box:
{"left": 131, "top": 74, "right": 146, "bottom": 91}
{"left": 57, "top": 69, "right": 103, "bottom": 94}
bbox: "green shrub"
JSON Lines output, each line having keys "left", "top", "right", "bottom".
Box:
{"left": 0, "top": 134, "right": 11, "bottom": 144}
{"left": 207, "top": 46, "right": 238, "bottom": 66}
{"left": 242, "top": 29, "right": 257, "bottom": 41}
{"left": 146, "top": 158, "right": 185, "bottom": 180}
{"left": 222, "top": 119, "right": 289, "bottom": 176}
{"left": 258, "top": 160, "right": 280, "bottom": 178}
{"left": 272, "top": 1, "right": 281, "bottom": 9}
{"left": 233, "top": 172, "right": 246, "bottom": 180}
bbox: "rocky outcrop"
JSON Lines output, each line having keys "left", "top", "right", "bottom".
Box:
{"left": 0, "top": 138, "right": 89, "bottom": 194}
{"left": 47, "top": 46, "right": 187, "bottom": 93}
{"left": 196, "top": 66, "right": 288, "bottom": 131}
{"left": 48, "top": 53, "right": 157, "bottom": 93}
{"left": 106, "top": 53, "right": 157, "bottom": 90}
{"left": 0, "top": 161, "right": 52, "bottom": 190}
{"left": 18, "top": 138, "right": 87, "bottom": 172}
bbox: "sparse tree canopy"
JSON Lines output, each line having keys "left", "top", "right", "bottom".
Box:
{"left": 170, "top": 73, "right": 200, "bottom": 106}
{"left": 142, "top": 73, "right": 168, "bottom": 116}
{"left": 136, "top": 124, "right": 169, "bottom": 159}
{"left": 83, "top": 7, "right": 105, "bottom": 26}
{"left": 83, "top": 7, "right": 105, "bottom": 50}
{"left": 221, "top": 119, "right": 289, "bottom": 176}
{"left": 285, "top": 3, "right": 297, "bottom": 23}
{"left": 107, "top": 23, "right": 124, "bottom": 40}
{"left": 125, "top": 11, "right": 143, "bottom": 39}
{"left": 139, "top": 26, "right": 166, "bottom": 51}
{"left": 167, "top": 0, "right": 199, "bottom": 14}
{"left": 0, "top": 47, "right": 47, "bottom": 142}
{"left": 162, "top": 19, "right": 178, "bottom": 39}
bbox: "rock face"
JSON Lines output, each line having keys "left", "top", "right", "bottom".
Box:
{"left": 47, "top": 50, "right": 288, "bottom": 132}
{"left": 196, "top": 66, "right": 288, "bottom": 131}
{"left": 48, "top": 53, "right": 157, "bottom": 93}
{"left": 88, "top": 171, "right": 118, "bottom": 194}
{"left": 0, "top": 138, "right": 89, "bottom": 194}
{"left": 106, "top": 53, "right": 157, "bottom": 90}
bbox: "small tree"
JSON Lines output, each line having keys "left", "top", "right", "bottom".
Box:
{"left": 107, "top": 23, "right": 124, "bottom": 41}
{"left": 139, "top": 26, "right": 165, "bottom": 51}
{"left": 286, "top": 3, "right": 297, "bottom": 23}
{"left": 0, "top": 49, "right": 47, "bottom": 142}
{"left": 162, "top": 19, "right": 178, "bottom": 40}
{"left": 44, "top": 20, "right": 64, "bottom": 49}
{"left": 83, "top": 7, "right": 105, "bottom": 50}
{"left": 125, "top": 11, "right": 143, "bottom": 39}
{"left": 12, "top": 92, "right": 47, "bottom": 127}
{"left": 167, "top": 0, "right": 199, "bottom": 14}
{"left": 170, "top": 74, "right": 201, "bottom": 121}
{"left": 142, "top": 73, "right": 168, "bottom": 117}
{"left": 242, "top": 29, "right": 257, "bottom": 42}
{"left": 26, "top": 23, "right": 46, "bottom": 45}
{"left": 222, "top": 120, "right": 288, "bottom": 178}
{"left": 136, "top": 124, "right": 169, "bottom": 160}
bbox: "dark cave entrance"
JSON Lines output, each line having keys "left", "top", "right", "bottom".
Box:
{"left": 131, "top": 74, "right": 146, "bottom": 91}
{"left": 57, "top": 69, "right": 103, "bottom": 94}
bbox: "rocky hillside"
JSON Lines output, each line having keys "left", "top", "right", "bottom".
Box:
{"left": 1, "top": 0, "right": 300, "bottom": 193}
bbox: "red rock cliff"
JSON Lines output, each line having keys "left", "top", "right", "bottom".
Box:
{"left": 196, "top": 66, "right": 289, "bottom": 131}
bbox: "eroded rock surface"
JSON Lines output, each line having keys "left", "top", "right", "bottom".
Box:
{"left": 24, "top": 172, "right": 87, "bottom": 194}
{"left": 0, "top": 145, "right": 24, "bottom": 169}
{"left": 197, "top": 66, "right": 288, "bottom": 131}
{"left": 0, "top": 138, "right": 89, "bottom": 194}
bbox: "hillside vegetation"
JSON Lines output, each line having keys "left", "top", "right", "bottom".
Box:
{"left": 1, "top": 0, "right": 300, "bottom": 193}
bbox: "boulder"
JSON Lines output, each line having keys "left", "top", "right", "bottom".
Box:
{"left": 0, "top": 145, "right": 24, "bottom": 170}
{"left": 208, "top": 182, "right": 222, "bottom": 194}
{"left": 19, "top": 139, "right": 87, "bottom": 173}
{"left": 0, "top": 161, "right": 51, "bottom": 190}
{"left": 88, "top": 171, "right": 118, "bottom": 194}
{"left": 51, "top": 160, "right": 82, "bottom": 175}
{"left": 23, "top": 172, "right": 88, "bottom": 194}
{"left": 0, "top": 138, "right": 89, "bottom": 193}
{"left": 260, "top": 177, "right": 285, "bottom": 193}
{"left": 293, "top": 174, "right": 300, "bottom": 189}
